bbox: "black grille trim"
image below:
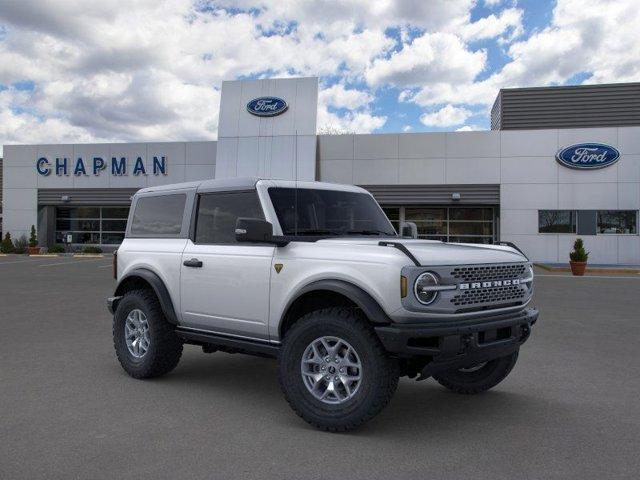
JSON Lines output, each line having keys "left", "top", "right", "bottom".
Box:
{"left": 451, "top": 264, "right": 526, "bottom": 282}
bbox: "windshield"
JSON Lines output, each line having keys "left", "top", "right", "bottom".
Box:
{"left": 268, "top": 187, "right": 397, "bottom": 237}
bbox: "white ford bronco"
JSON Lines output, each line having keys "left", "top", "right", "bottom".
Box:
{"left": 108, "top": 178, "right": 538, "bottom": 431}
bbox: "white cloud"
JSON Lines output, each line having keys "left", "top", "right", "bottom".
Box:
{"left": 420, "top": 105, "right": 472, "bottom": 127}
{"left": 317, "top": 107, "right": 387, "bottom": 134}
{"left": 402, "top": 125, "right": 412, "bottom": 132}
{"left": 456, "top": 124, "right": 484, "bottom": 131}
{"left": 458, "top": 7, "right": 523, "bottom": 42}
{"left": 366, "top": 32, "right": 486, "bottom": 87}
{"left": 319, "top": 84, "right": 373, "bottom": 110}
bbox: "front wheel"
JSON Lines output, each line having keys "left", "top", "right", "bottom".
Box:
{"left": 278, "top": 308, "right": 399, "bottom": 432}
{"left": 433, "top": 350, "right": 519, "bottom": 394}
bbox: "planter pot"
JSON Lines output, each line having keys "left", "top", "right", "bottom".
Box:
{"left": 27, "top": 246, "right": 41, "bottom": 255}
{"left": 570, "top": 261, "right": 587, "bottom": 276}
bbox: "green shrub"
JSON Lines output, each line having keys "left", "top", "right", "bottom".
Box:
{"left": 569, "top": 238, "right": 589, "bottom": 262}
{"left": 48, "top": 244, "right": 66, "bottom": 254}
{"left": 1, "top": 233, "right": 14, "bottom": 253}
{"left": 82, "top": 246, "right": 103, "bottom": 254}
{"left": 13, "top": 235, "right": 28, "bottom": 254}
{"left": 29, "top": 225, "right": 38, "bottom": 247}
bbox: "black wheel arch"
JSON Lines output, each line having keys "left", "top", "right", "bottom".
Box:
{"left": 279, "top": 279, "right": 391, "bottom": 338}
{"left": 112, "top": 268, "right": 178, "bottom": 325}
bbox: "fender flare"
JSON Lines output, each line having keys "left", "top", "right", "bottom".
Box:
{"left": 282, "top": 279, "right": 392, "bottom": 326}
{"left": 113, "top": 268, "right": 178, "bottom": 325}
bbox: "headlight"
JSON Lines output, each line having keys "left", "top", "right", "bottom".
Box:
{"left": 414, "top": 272, "right": 439, "bottom": 305}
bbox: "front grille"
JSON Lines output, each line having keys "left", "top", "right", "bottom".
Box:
{"left": 451, "top": 264, "right": 526, "bottom": 282}
{"left": 451, "top": 285, "right": 525, "bottom": 307}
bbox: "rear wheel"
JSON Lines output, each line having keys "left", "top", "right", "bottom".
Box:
{"left": 113, "top": 289, "right": 183, "bottom": 379}
{"left": 433, "top": 350, "right": 519, "bottom": 394}
{"left": 278, "top": 308, "right": 399, "bottom": 432}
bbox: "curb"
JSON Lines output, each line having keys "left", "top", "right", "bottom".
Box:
{"left": 73, "top": 254, "right": 104, "bottom": 258}
{"left": 29, "top": 254, "right": 59, "bottom": 257}
{"left": 534, "top": 263, "right": 640, "bottom": 275}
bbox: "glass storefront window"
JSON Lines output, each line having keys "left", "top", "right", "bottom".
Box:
{"left": 538, "top": 210, "right": 576, "bottom": 233}
{"left": 597, "top": 210, "right": 638, "bottom": 234}
{"left": 388, "top": 205, "right": 496, "bottom": 244}
{"left": 55, "top": 206, "right": 130, "bottom": 245}
{"left": 56, "top": 207, "right": 100, "bottom": 219}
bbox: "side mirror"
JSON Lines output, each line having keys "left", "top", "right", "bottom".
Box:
{"left": 401, "top": 221, "right": 418, "bottom": 239}
{"left": 235, "top": 218, "right": 288, "bottom": 246}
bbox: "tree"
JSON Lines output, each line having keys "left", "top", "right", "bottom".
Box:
{"left": 1, "top": 232, "right": 15, "bottom": 253}
{"left": 569, "top": 238, "right": 589, "bottom": 262}
{"left": 29, "top": 225, "right": 38, "bottom": 247}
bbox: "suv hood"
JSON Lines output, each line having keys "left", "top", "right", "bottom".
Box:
{"left": 316, "top": 238, "right": 527, "bottom": 266}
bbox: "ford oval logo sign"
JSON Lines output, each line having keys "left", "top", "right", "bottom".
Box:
{"left": 556, "top": 143, "right": 620, "bottom": 170}
{"left": 246, "top": 97, "right": 288, "bottom": 117}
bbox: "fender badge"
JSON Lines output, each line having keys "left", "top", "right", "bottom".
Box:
{"left": 274, "top": 263, "right": 283, "bottom": 274}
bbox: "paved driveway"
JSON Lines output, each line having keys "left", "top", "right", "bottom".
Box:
{"left": 1, "top": 256, "right": 639, "bottom": 479}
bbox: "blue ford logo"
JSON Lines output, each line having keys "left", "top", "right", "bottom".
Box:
{"left": 556, "top": 143, "right": 620, "bottom": 170}
{"left": 246, "top": 97, "right": 288, "bottom": 117}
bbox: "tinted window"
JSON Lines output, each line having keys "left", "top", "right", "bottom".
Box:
{"left": 268, "top": 188, "right": 396, "bottom": 237}
{"left": 538, "top": 210, "right": 576, "bottom": 233}
{"left": 195, "top": 191, "right": 264, "bottom": 244}
{"left": 130, "top": 194, "right": 186, "bottom": 236}
{"left": 597, "top": 210, "right": 637, "bottom": 234}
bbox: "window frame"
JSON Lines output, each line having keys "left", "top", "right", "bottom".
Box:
{"left": 127, "top": 191, "right": 193, "bottom": 239}
{"left": 190, "top": 189, "right": 266, "bottom": 246}
{"left": 537, "top": 210, "right": 578, "bottom": 234}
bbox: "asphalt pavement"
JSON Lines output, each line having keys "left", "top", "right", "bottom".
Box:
{"left": 1, "top": 256, "right": 639, "bottom": 479}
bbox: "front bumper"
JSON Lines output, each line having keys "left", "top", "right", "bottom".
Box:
{"left": 375, "top": 307, "right": 538, "bottom": 378}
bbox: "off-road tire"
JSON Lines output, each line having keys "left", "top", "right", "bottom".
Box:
{"left": 278, "top": 307, "right": 399, "bottom": 432}
{"left": 113, "top": 289, "right": 183, "bottom": 379}
{"left": 433, "top": 350, "right": 519, "bottom": 394}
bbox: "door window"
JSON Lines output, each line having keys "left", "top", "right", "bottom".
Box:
{"left": 194, "top": 191, "right": 264, "bottom": 244}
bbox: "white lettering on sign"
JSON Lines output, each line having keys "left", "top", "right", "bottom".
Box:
{"left": 570, "top": 147, "right": 608, "bottom": 164}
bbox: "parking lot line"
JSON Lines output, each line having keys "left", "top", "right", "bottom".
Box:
{"left": 39, "top": 258, "right": 106, "bottom": 267}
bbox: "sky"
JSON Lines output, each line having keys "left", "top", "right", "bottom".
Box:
{"left": 0, "top": 0, "right": 639, "bottom": 155}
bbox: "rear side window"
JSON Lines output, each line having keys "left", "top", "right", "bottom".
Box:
{"left": 195, "top": 191, "right": 264, "bottom": 244}
{"left": 130, "top": 194, "right": 186, "bottom": 236}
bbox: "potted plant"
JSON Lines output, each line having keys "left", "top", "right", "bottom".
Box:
{"left": 1, "top": 232, "right": 14, "bottom": 254}
{"left": 28, "top": 225, "right": 41, "bottom": 255}
{"left": 569, "top": 238, "right": 589, "bottom": 276}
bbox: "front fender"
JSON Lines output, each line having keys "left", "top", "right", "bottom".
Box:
{"left": 282, "top": 279, "right": 392, "bottom": 325}
{"left": 111, "top": 268, "right": 178, "bottom": 324}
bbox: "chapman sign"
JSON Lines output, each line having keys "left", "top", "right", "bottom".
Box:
{"left": 246, "top": 97, "right": 288, "bottom": 117}
{"left": 36, "top": 156, "right": 168, "bottom": 176}
{"left": 556, "top": 143, "right": 620, "bottom": 170}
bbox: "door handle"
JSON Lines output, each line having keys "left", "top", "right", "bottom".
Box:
{"left": 183, "top": 258, "right": 203, "bottom": 268}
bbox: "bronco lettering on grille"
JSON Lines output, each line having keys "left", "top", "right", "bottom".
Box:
{"left": 459, "top": 278, "right": 520, "bottom": 290}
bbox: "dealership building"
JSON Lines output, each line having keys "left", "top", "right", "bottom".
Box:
{"left": 2, "top": 78, "right": 640, "bottom": 264}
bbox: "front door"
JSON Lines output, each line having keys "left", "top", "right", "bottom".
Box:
{"left": 180, "top": 190, "right": 274, "bottom": 340}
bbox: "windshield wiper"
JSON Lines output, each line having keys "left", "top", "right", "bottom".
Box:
{"left": 344, "top": 230, "right": 395, "bottom": 236}
{"left": 289, "top": 228, "right": 342, "bottom": 236}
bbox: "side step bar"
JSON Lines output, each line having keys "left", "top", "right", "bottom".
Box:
{"left": 175, "top": 327, "right": 280, "bottom": 358}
